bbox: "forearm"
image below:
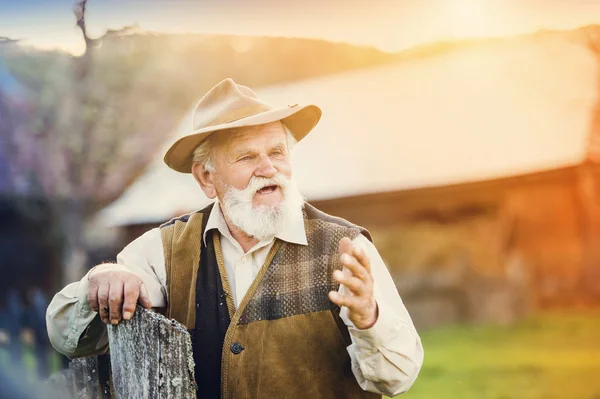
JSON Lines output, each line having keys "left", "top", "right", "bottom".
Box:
{"left": 344, "top": 234, "right": 424, "bottom": 396}
{"left": 345, "top": 300, "right": 424, "bottom": 396}
{"left": 46, "top": 270, "right": 108, "bottom": 358}
{"left": 48, "top": 256, "right": 166, "bottom": 356}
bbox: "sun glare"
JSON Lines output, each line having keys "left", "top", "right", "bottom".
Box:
{"left": 445, "top": 0, "right": 491, "bottom": 39}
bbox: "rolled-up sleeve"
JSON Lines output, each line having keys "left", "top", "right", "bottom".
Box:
{"left": 46, "top": 228, "right": 167, "bottom": 358}
{"left": 341, "top": 234, "right": 424, "bottom": 396}
{"left": 46, "top": 268, "right": 108, "bottom": 358}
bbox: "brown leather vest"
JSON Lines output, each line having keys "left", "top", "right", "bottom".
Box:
{"left": 160, "top": 204, "right": 380, "bottom": 399}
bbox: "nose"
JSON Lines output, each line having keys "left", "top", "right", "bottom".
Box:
{"left": 255, "top": 154, "right": 277, "bottom": 178}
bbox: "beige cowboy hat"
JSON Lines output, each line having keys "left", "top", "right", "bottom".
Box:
{"left": 164, "top": 78, "right": 322, "bottom": 173}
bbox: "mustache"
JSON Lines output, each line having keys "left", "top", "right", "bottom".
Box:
{"left": 223, "top": 173, "right": 289, "bottom": 205}
{"left": 245, "top": 174, "right": 289, "bottom": 194}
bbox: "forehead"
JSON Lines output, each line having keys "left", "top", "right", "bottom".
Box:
{"left": 222, "top": 122, "right": 287, "bottom": 153}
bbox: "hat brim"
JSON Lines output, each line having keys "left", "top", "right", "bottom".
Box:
{"left": 164, "top": 104, "right": 322, "bottom": 173}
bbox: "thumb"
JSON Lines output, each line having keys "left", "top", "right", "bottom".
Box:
{"left": 138, "top": 280, "right": 153, "bottom": 309}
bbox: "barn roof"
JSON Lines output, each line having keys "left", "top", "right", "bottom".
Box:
{"left": 98, "top": 29, "right": 600, "bottom": 227}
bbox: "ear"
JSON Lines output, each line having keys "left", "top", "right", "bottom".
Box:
{"left": 192, "top": 162, "right": 217, "bottom": 199}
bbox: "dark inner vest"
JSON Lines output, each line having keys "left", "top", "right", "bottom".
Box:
{"left": 192, "top": 211, "right": 230, "bottom": 398}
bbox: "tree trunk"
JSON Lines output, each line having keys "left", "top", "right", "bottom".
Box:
{"left": 56, "top": 199, "right": 89, "bottom": 284}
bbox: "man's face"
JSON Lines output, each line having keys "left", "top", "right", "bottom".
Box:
{"left": 212, "top": 121, "right": 292, "bottom": 209}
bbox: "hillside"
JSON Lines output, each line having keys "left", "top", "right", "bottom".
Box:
{"left": 1, "top": 29, "right": 401, "bottom": 109}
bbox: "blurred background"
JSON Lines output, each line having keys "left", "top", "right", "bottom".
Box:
{"left": 2, "top": 0, "right": 600, "bottom": 398}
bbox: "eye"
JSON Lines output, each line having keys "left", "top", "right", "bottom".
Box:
{"left": 270, "top": 149, "right": 284, "bottom": 156}
{"left": 237, "top": 155, "right": 252, "bottom": 162}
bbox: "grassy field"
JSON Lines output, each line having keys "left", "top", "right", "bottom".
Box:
{"left": 3, "top": 311, "right": 599, "bottom": 397}
{"left": 394, "top": 311, "right": 600, "bottom": 399}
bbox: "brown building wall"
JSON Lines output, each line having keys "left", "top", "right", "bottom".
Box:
{"left": 310, "top": 166, "right": 597, "bottom": 326}
{"left": 115, "top": 165, "right": 600, "bottom": 328}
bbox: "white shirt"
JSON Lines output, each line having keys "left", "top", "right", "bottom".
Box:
{"left": 46, "top": 203, "right": 423, "bottom": 396}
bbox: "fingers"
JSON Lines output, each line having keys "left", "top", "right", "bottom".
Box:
{"left": 97, "top": 282, "right": 110, "bottom": 324}
{"left": 338, "top": 237, "right": 372, "bottom": 277}
{"left": 338, "top": 237, "right": 354, "bottom": 257}
{"left": 351, "top": 245, "right": 372, "bottom": 273}
{"left": 87, "top": 266, "right": 153, "bottom": 324}
{"left": 122, "top": 279, "right": 140, "bottom": 321}
{"left": 108, "top": 282, "right": 124, "bottom": 325}
{"left": 333, "top": 269, "right": 368, "bottom": 296}
{"left": 333, "top": 238, "right": 378, "bottom": 329}
{"left": 138, "top": 281, "right": 153, "bottom": 310}
{"left": 88, "top": 280, "right": 100, "bottom": 312}
{"left": 328, "top": 290, "right": 360, "bottom": 309}
{"left": 334, "top": 237, "right": 374, "bottom": 301}
{"left": 340, "top": 254, "right": 369, "bottom": 283}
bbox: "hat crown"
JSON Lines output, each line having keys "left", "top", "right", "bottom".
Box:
{"left": 192, "top": 78, "right": 273, "bottom": 131}
{"left": 163, "top": 77, "right": 322, "bottom": 174}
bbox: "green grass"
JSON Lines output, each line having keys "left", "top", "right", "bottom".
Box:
{"left": 395, "top": 311, "right": 600, "bottom": 399}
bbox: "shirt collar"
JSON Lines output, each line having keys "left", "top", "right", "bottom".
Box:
{"left": 202, "top": 201, "right": 308, "bottom": 247}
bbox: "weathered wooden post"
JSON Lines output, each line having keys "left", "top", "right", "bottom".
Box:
{"left": 46, "top": 306, "right": 196, "bottom": 398}
{"left": 107, "top": 307, "right": 196, "bottom": 398}
{"left": 44, "top": 354, "right": 111, "bottom": 398}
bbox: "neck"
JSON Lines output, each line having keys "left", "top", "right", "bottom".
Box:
{"left": 222, "top": 212, "right": 259, "bottom": 253}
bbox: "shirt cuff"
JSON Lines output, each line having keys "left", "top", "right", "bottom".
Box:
{"left": 76, "top": 269, "right": 93, "bottom": 311}
{"left": 65, "top": 268, "right": 101, "bottom": 352}
{"left": 347, "top": 299, "right": 398, "bottom": 350}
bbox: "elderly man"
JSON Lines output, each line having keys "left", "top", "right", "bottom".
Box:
{"left": 47, "top": 79, "right": 423, "bottom": 398}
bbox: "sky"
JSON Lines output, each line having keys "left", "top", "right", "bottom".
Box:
{"left": 1, "top": 0, "right": 600, "bottom": 54}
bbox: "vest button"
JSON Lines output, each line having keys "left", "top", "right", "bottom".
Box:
{"left": 230, "top": 343, "right": 244, "bottom": 355}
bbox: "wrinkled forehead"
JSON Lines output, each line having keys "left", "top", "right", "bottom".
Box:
{"left": 214, "top": 121, "right": 289, "bottom": 154}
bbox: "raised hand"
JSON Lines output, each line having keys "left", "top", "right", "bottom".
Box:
{"left": 328, "top": 237, "right": 378, "bottom": 330}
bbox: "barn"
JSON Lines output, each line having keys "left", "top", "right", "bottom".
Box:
{"left": 97, "top": 26, "right": 600, "bottom": 328}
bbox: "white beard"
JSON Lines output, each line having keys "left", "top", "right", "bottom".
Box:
{"left": 220, "top": 173, "right": 304, "bottom": 241}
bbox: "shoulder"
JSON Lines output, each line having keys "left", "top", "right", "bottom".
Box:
{"left": 127, "top": 227, "right": 162, "bottom": 248}
{"left": 303, "top": 203, "right": 372, "bottom": 242}
{"left": 159, "top": 203, "right": 214, "bottom": 229}
{"left": 117, "top": 227, "right": 163, "bottom": 264}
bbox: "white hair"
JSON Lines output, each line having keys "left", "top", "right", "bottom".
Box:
{"left": 191, "top": 124, "right": 297, "bottom": 173}
{"left": 192, "top": 134, "right": 217, "bottom": 172}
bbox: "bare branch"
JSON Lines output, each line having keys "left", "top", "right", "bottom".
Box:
{"left": 73, "top": 0, "right": 94, "bottom": 55}
{"left": 0, "top": 36, "right": 20, "bottom": 44}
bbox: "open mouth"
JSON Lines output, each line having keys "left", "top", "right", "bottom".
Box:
{"left": 257, "top": 185, "right": 278, "bottom": 195}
